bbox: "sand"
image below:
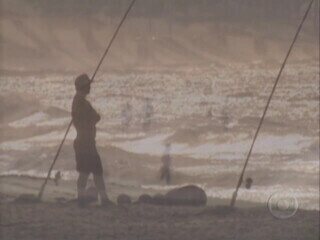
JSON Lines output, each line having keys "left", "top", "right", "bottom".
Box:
{"left": 0, "top": 176, "right": 319, "bottom": 240}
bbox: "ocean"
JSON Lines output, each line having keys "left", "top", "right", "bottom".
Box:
{"left": 0, "top": 62, "right": 318, "bottom": 210}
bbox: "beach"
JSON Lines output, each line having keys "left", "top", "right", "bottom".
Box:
{"left": 1, "top": 1, "right": 319, "bottom": 239}
{"left": 0, "top": 176, "right": 319, "bottom": 240}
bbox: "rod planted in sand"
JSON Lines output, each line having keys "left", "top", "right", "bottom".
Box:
{"left": 37, "top": 0, "right": 137, "bottom": 200}
{"left": 230, "top": 0, "right": 315, "bottom": 207}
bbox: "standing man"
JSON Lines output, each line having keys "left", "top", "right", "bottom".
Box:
{"left": 72, "top": 74, "right": 113, "bottom": 207}
{"left": 54, "top": 171, "right": 61, "bottom": 186}
{"left": 121, "top": 101, "right": 133, "bottom": 131}
{"left": 142, "top": 97, "right": 154, "bottom": 131}
{"left": 160, "top": 143, "right": 172, "bottom": 185}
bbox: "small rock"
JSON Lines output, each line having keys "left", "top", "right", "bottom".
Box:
{"left": 165, "top": 185, "right": 207, "bottom": 206}
{"left": 117, "top": 194, "right": 132, "bottom": 205}
{"left": 153, "top": 194, "right": 166, "bottom": 205}
{"left": 137, "top": 194, "right": 153, "bottom": 204}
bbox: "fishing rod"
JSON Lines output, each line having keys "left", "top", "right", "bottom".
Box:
{"left": 38, "top": 0, "right": 137, "bottom": 200}
{"left": 230, "top": 0, "right": 315, "bottom": 207}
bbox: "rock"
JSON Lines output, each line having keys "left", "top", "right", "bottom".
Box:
{"left": 85, "top": 186, "right": 98, "bottom": 203}
{"left": 165, "top": 185, "right": 207, "bottom": 206}
{"left": 117, "top": 194, "right": 132, "bottom": 205}
{"left": 153, "top": 194, "right": 166, "bottom": 205}
{"left": 137, "top": 194, "right": 153, "bottom": 204}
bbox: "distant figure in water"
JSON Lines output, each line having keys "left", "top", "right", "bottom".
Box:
{"left": 142, "top": 97, "right": 154, "bottom": 131}
{"left": 121, "top": 102, "right": 132, "bottom": 131}
{"left": 72, "top": 74, "right": 113, "bottom": 207}
{"left": 160, "top": 143, "right": 172, "bottom": 185}
{"left": 221, "top": 98, "right": 230, "bottom": 131}
{"left": 54, "top": 171, "right": 61, "bottom": 186}
{"left": 245, "top": 177, "right": 253, "bottom": 189}
{"left": 207, "top": 107, "right": 213, "bottom": 119}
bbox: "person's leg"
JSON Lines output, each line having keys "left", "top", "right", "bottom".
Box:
{"left": 160, "top": 166, "right": 164, "bottom": 180}
{"left": 166, "top": 168, "right": 171, "bottom": 185}
{"left": 77, "top": 172, "right": 89, "bottom": 206}
{"left": 93, "top": 174, "right": 108, "bottom": 202}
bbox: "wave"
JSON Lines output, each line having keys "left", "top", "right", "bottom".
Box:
{"left": 112, "top": 132, "right": 315, "bottom": 159}
{"left": 0, "top": 170, "right": 78, "bottom": 181}
{"left": 9, "top": 112, "right": 49, "bottom": 128}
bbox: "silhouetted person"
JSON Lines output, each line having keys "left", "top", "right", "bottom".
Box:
{"left": 72, "top": 74, "right": 113, "bottom": 207}
{"left": 54, "top": 171, "right": 61, "bottom": 186}
{"left": 221, "top": 98, "right": 230, "bottom": 131}
{"left": 207, "top": 107, "right": 213, "bottom": 119}
{"left": 221, "top": 108, "right": 230, "bottom": 131}
{"left": 142, "top": 97, "right": 154, "bottom": 131}
{"left": 121, "top": 102, "right": 132, "bottom": 131}
{"left": 160, "top": 143, "right": 172, "bottom": 185}
{"left": 245, "top": 177, "right": 253, "bottom": 189}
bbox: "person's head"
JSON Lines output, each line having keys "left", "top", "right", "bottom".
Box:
{"left": 75, "top": 74, "right": 91, "bottom": 95}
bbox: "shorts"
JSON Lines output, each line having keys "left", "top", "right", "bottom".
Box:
{"left": 73, "top": 139, "right": 103, "bottom": 175}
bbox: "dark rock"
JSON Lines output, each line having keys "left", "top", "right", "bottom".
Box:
{"left": 153, "top": 194, "right": 166, "bottom": 205}
{"left": 165, "top": 185, "right": 207, "bottom": 206}
{"left": 117, "top": 194, "right": 132, "bottom": 205}
{"left": 137, "top": 194, "right": 153, "bottom": 204}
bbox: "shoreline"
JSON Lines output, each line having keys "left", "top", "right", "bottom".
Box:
{"left": 1, "top": 175, "right": 317, "bottom": 211}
